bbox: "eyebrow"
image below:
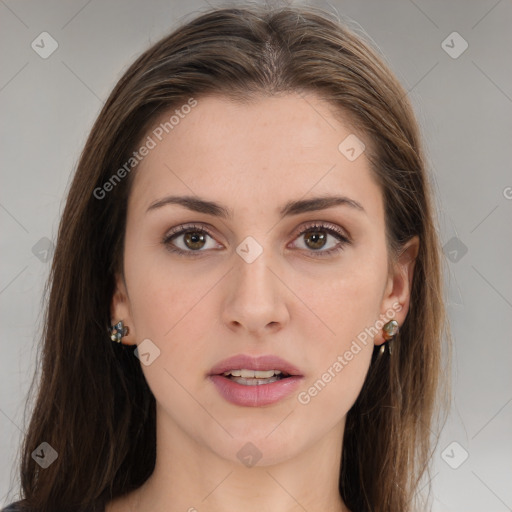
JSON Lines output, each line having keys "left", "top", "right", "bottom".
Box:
{"left": 146, "top": 194, "right": 366, "bottom": 218}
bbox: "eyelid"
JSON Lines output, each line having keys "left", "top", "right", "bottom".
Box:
{"left": 165, "top": 222, "right": 217, "bottom": 240}
{"left": 290, "top": 220, "right": 352, "bottom": 244}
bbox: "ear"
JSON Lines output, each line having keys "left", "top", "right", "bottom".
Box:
{"left": 110, "top": 272, "right": 136, "bottom": 345}
{"left": 375, "top": 235, "right": 420, "bottom": 346}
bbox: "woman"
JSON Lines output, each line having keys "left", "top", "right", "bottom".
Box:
{"left": 3, "top": 4, "right": 450, "bottom": 512}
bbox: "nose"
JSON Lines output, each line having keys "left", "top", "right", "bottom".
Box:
{"left": 221, "top": 245, "right": 290, "bottom": 337}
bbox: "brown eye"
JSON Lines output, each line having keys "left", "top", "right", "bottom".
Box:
{"left": 182, "top": 231, "right": 207, "bottom": 250}
{"left": 290, "top": 222, "right": 351, "bottom": 258}
{"left": 163, "top": 224, "right": 221, "bottom": 256}
{"left": 303, "top": 229, "right": 328, "bottom": 250}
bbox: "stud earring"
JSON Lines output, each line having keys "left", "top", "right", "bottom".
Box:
{"left": 379, "top": 319, "right": 399, "bottom": 356}
{"left": 383, "top": 319, "right": 399, "bottom": 340}
{"left": 109, "top": 320, "right": 129, "bottom": 343}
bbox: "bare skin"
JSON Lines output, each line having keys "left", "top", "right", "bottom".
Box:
{"left": 107, "top": 92, "right": 419, "bottom": 512}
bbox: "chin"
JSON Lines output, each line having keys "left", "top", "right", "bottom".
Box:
{"left": 203, "top": 421, "right": 311, "bottom": 467}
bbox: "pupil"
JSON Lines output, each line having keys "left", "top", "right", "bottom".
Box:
{"left": 185, "top": 232, "right": 205, "bottom": 249}
{"left": 307, "top": 231, "right": 326, "bottom": 249}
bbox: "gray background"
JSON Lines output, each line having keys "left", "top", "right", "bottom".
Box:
{"left": 1, "top": 0, "right": 511, "bottom": 510}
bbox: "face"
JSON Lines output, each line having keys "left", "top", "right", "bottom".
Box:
{"left": 111, "top": 92, "right": 418, "bottom": 466}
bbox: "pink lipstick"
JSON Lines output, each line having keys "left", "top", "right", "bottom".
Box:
{"left": 208, "top": 354, "right": 304, "bottom": 407}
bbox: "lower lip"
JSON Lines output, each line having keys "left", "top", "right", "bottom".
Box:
{"left": 209, "top": 375, "right": 303, "bottom": 407}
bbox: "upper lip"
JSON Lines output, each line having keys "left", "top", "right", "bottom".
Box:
{"left": 209, "top": 354, "right": 303, "bottom": 377}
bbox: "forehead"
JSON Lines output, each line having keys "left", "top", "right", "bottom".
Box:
{"left": 128, "top": 92, "right": 381, "bottom": 220}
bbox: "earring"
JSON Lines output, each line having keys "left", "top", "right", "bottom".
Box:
{"left": 379, "top": 320, "right": 399, "bottom": 356}
{"left": 383, "top": 319, "right": 399, "bottom": 340}
{"left": 109, "top": 320, "right": 129, "bottom": 343}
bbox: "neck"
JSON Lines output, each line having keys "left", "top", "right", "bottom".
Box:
{"left": 116, "top": 405, "right": 349, "bottom": 512}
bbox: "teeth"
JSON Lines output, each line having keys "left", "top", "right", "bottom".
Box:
{"left": 222, "top": 369, "right": 282, "bottom": 378}
{"left": 230, "top": 376, "right": 281, "bottom": 386}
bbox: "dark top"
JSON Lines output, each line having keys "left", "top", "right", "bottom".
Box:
{"left": 2, "top": 502, "right": 106, "bottom": 512}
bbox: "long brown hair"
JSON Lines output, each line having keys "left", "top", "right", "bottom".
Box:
{"left": 7, "top": 4, "right": 450, "bottom": 511}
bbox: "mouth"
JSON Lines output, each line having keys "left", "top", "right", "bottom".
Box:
{"left": 219, "top": 369, "right": 292, "bottom": 386}
{"left": 208, "top": 354, "right": 303, "bottom": 406}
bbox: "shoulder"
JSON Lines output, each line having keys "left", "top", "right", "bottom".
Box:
{"left": 2, "top": 502, "right": 26, "bottom": 512}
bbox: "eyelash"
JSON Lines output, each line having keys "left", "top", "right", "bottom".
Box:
{"left": 162, "top": 222, "right": 351, "bottom": 258}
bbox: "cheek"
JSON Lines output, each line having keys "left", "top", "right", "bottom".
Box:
{"left": 124, "top": 230, "right": 213, "bottom": 333}
{"left": 122, "top": 240, "right": 222, "bottom": 388}
{"left": 287, "top": 256, "right": 386, "bottom": 412}
{"left": 290, "top": 275, "right": 378, "bottom": 432}
{"left": 290, "top": 254, "right": 386, "bottom": 349}
{"left": 125, "top": 260, "right": 218, "bottom": 422}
